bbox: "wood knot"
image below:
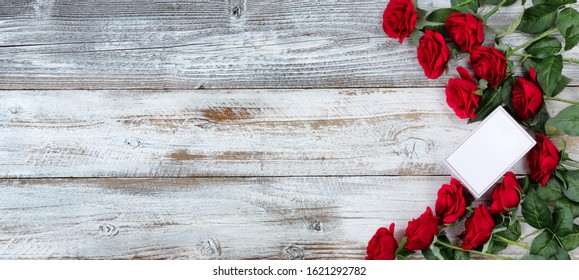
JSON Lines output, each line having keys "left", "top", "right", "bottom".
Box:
{"left": 228, "top": 0, "right": 245, "bottom": 18}
{"left": 308, "top": 220, "right": 323, "bottom": 231}
{"left": 9, "top": 105, "right": 22, "bottom": 114}
{"left": 200, "top": 238, "right": 221, "bottom": 258}
{"left": 124, "top": 137, "right": 141, "bottom": 149}
{"left": 400, "top": 137, "right": 432, "bottom": 160}
{"left": 98, "top": 224, "right": 119, "bottom": 237}
{"left": 283, "top": 245, "right": 304, "bottom": 260}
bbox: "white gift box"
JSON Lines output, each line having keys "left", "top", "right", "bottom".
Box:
{"left": 443, "top": 107, "right": 536, "bottom": 198}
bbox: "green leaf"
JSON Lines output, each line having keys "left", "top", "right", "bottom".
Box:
{"left": 557, "top": 8, "right": 579, "bottom": 51}
{"left": 482, "top": 0, "right": 518, "bottom": 5}
{"left": 524, "top": 108, "right": 550, "bottom": 134}
{"left": 537, "top": 177, "right": 564, "bottom": 201}
{"left": 421, "top": 247, "right": 442, "bottom": 260}
{"left": 550, "top": 207, "right": 573, "bottom": 237}
{"left": 454, "top": 250, "right": 470, "bottom": 260}
{"left": 426, "top": 8, "right": 457, "bottom": 23}
{"left": 560, "top": 226, "right": 579, "bottom": 251}
{"left": 422, "top": 234, "right": 454, "bottom": 260}
{"left": 552, "top": 246, "right": 571, "bottom": 260}
{"left": 537, "top": 55, "right": 563, "bottom": 97}
{"left": 522, "top": 188, "right": 553, "bottom": 229}
{"left": 409, "top": 29, "right": 421, "bottom": 47}
{"left": 532, "top": 0, "right": 576, "bottom": 6}
{"left": 471, "top": 78, "right": 514, "bottom": 122}
{"left": 523, "top": 58, "right": 539, "bottom": 72}
{"left": 525, "top": 37, "right": 562, "bottom": 58}
{"left": 547, "top": 106, "right": 579, "bottom": 136}
{"left": 517, "top": 5, "right": 558, "bottom": 35}
{"left": 552, "top": 75, "right": 571, "bottom": 97}
{"left": 487, "top": 220, "right": 522, "bottom": 254}
{"left": 556, "top": 197, "right": 579, "bottom": 218}
{"left": 562, "top": 170, "right": 579, "bottom": 202}
{"left": 521, "top": 255, "right": 546, "bottom": 260}
{"left": 530, "top": 230, "right": 559, "bottom": 259}
{"left": 422, "top": 25, "right": 448, "bottom": 37}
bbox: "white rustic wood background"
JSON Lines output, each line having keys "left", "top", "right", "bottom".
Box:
{"left": 0, "top": 0, "right": 577, "bottom": 259}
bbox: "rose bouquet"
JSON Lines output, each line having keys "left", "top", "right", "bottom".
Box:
{"left": 368, "top": 0, "right": 579, "bottom": 260}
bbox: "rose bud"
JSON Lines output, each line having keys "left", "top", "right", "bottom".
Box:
{"left": 445, "top": 12, "right": 484, "bottom": 52}
{"left": 470, "top": 45, "right": 507, "bottom": 89}
{"left": 382, "top": 0, "right": 417, "bottom": 43}
{"left": 417, "top": 30, "right": 450, "bottom": 79}
{"left": 435, "top": 178, "right": 467, "bottom": 225}
{"left": 365, "top": 223, "right": 399, "bottom": 260}
{"left": 445, "top": 67, "right": 481, "bottom": 119}
{"left": 404, "top": 207, "right": 439, "bottom": 250}
{"left": 527, "top": 134, "right": 560, "bottom": 186}
{"left": 512, "top": 68, "right": 543, "bottom": 120}
{"left": 490, "top": 172, "right": 522, "bottom": 215}
{"left": 461, "top": 204, "right": 495, "bottom": 250}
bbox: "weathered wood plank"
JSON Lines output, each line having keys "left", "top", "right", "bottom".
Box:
{"left": 1, "top": 176, "right": 574, "bottom": 260}
{"left": 0, "top": 0, "right": 577, "bottom": 89}
{"left": 2, "top": 88, "right": 577, "bottom": 178}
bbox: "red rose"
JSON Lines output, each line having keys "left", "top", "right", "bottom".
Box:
{"left": 470, "top": 45, "right": 507, "bottom": 88}
{"left": 382, "top": 0, "right": 417, "bottom": 43}
{"left": 417, "top": 30, "right": 450, "bottom": 79}
{"left": 435, "top": 178, "right": 467, "bottom": 225}
{"left": 461, "top": 204, "right": 495, "bottom": 250}
{"left": 404, "top": 207, "right": 439, "bottom": 250}
{"left": 490, "top": 172, "right": 522, "bottom": 215}
{"left": 527, "top": 134, "right": 560, "bottom": 186}
{"left": 445, "top": 12, "right": 484, "bottom": 52}
{"left": 366, "top": 223, "right": 398, "bottom": 260}
{"left": 512, "top": 68, "right": 543, "bottom": 120}
{"left": 446, "top": 67, "right": 481, "bottom": 119}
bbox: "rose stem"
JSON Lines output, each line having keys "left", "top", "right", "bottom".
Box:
{"left": 493, "top": 235, "right": 531, "bottom": 249}
{"left": 520, "top": 229, "right": 542, "bottom": 241}
{"left": 483, "top": 0, "right": 507, "bottom": 21}
{"left": 435, "top": 240, "right": 514, "bottom": 260}
{"left": 510, "top": 53, "right": 579, "bottom": 64}
{"left": 544, "top": 96, "right": 579, "bottom": 106}
{"left": 507, "top": 28, "right": 558, "bottom": 57}
{"left": 451, "top": 0, "right": 475, "bottom": 9}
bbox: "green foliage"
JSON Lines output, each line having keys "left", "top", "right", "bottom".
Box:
{"left": 522, "top": 188, "right": 553, "bottom": 229}
{"left": 524, "top": 108, "right": 550, "bottom": 134}
{"left": 525, "top": 37, "right": 562, "bottom": 58}
{"left": 532, "top": 0, "right": 577, "bottom": 7}
{"left": 471, "top": 77, "right": 514, "bottom": 122}
{"left": 536, "top": 55, "right": 563, "bottom": 97}
{"left": 426, "top": 8, "right": 457, "bottom": 23}
{"left": 562, "top": 170, "right": 579, "bottom": 202}
{"left": 547, "top": 106, "right": 579, "bottom": 137}
{"left": 530, "top": 230, "right": 559, "bottom": 259}
{"left": 517, "top": 5, "right": 558, "bottom": 35}
{"left": 537, "top": 177, "right": 564, "bottom": 201}
{"left": 557, "top": 8, "right": 579, "bottom": 50}
{"left": 481, "top": 0, "right": 518, "bottom": 5}
{"left": 560, "top": 225, "right": 579, "bottom": 251}
{"left": 551, "top": 207, "right": 573, "bottom": 237}
{"left": 486, "top": 220, "right": 522, "bottom": 254}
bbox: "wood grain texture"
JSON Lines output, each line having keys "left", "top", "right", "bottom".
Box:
{"left": 2, "top": 88, "right": 577, "bottom": 178}
{"left": 2, "top": 176, "right": 575, "bottom": 260}
{"left": 0, "top": 0, "right": 577, "bottom": 89}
